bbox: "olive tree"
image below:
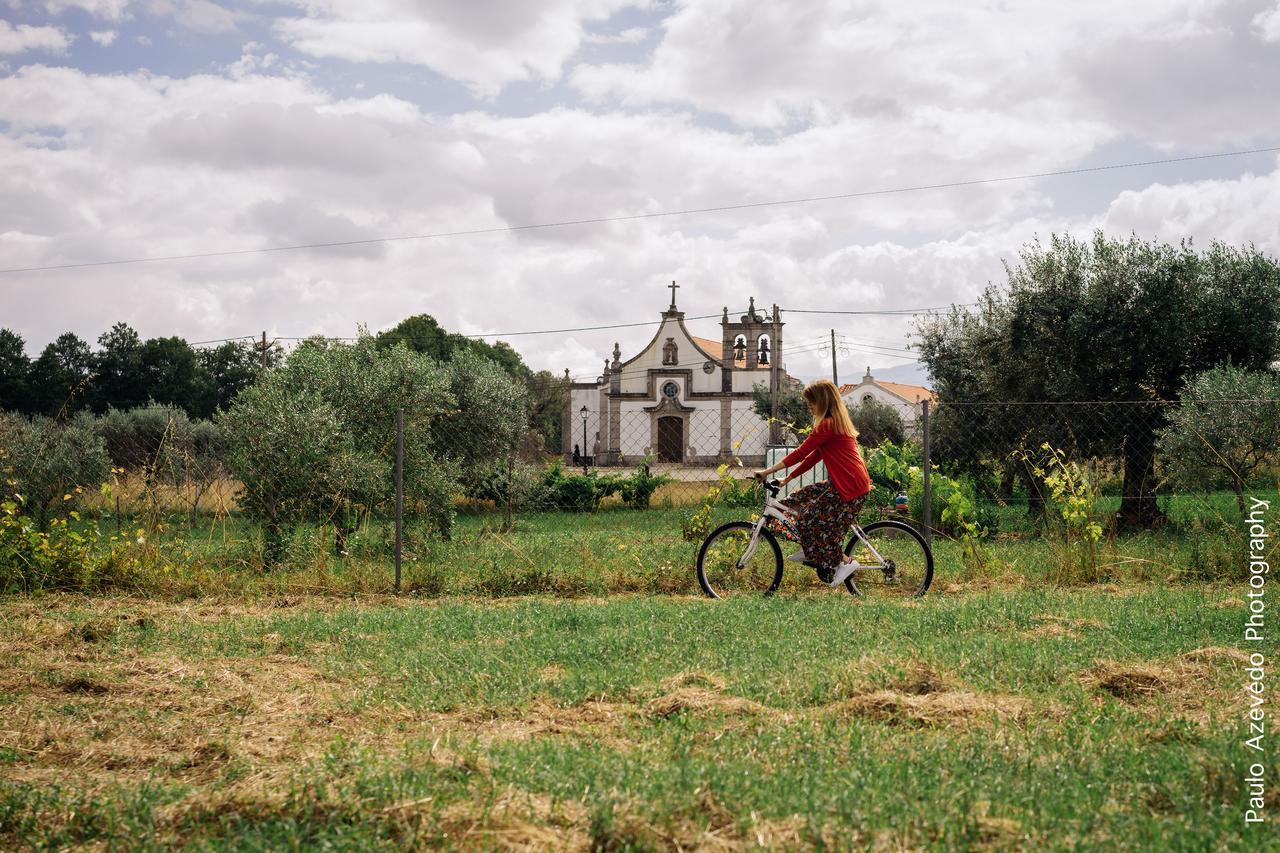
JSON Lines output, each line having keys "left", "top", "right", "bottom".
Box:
{"left": 0, "top": 412, "right": 110, "bottom": 531}
{"left": 219, "top": 335, "right": 527, "bottom": 562}
{"left": 444, "top": 349, "right": 531, "bottom": 500}
{"left": 1158, "top": 365, "right": 1280, "bottom": 515}
{"left": 96, "top": 405, "right": 226, "bottom": 519}
{"left": 917, "top": 233, "right": 1280, "bottom": 530}
{"left": 220, "top": 385, "right": 365, "bottom": 563}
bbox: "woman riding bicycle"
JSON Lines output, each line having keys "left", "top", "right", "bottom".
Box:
{"left": 752, "top": 379, "right": 873, "bottom": 587}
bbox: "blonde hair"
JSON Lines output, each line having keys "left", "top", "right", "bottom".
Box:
{"left": 803, "top": 379, "right": 858, "bottom": 438}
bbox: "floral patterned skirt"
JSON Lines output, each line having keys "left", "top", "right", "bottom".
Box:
{"left": 766, "top": 480, "right": 870, "bottom": 569}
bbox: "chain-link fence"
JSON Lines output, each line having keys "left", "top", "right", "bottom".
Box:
{"left": 3, "top": 385, "right": 1278, "bottom": 593}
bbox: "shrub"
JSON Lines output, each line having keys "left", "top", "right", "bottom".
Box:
{"left": 463, "top": 459, "right": 551, "bottom": 510}
{"left": 0, "top": 491, "right": 133, "bottom": 593}
{"left": 219, "top": 384, "right": 359, "bottom": 564}
{"left": 1158, "top": 365, "right": 1280, "bottom": 516}
{"left": 540, "top": 461, "right": 624, "bottom": 512}
{"left": 618, "top": 460, "right": 673, "bottom": 509}
{"left": 1013, "top": 443, "right": 1106, "bottom": 583}
{"left": 0, "top": 412, "right": 110, "bottom": 531}
{"left": 714, "top": 476, "right": 763, "bottom": 508}
{"left": 850, "top": 397, "right": 907, "bottom": 447}
{"left": 906, "top": 470, "right": 999, "bottom": 539}
{"left": 863, "top": 439, "right": 995, "bottom": 538}
{"left": 681, "top": 463, "right": 758, "bottom": 541}
{"left": 864, "top": 439, "right": 919, "bottom": 511}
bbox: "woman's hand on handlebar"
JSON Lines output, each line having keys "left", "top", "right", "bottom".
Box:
{"left": 751, "top": 469, "right": 769, "bottom": 481}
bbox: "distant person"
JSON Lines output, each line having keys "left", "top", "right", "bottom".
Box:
{"left": 573, "top": 444, "right": 581, "bottom": 465}
{"left": 752, "top": 379, "right": 873, "bottom": 586}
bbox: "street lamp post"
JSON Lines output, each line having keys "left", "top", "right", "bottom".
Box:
{"left": 580, "top": 406, "right": 589, "bottom": 475}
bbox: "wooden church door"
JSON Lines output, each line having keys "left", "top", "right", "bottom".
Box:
{"left": 657, "top": 416, "right": 683, "bottom": 463}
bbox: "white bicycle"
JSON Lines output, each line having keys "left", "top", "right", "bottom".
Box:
{"left": 695, "top": 478, "right": 933, "bottom": 599}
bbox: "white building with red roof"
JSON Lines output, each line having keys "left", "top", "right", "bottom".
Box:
{"left": 839, "top": 366, "right": 934, "bottom": 432}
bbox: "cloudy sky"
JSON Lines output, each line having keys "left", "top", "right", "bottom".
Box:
{"left": 2, "top": 0, "right": 1279, "bottom": 384}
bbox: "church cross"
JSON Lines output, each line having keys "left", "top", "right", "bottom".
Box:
{"left": 668, "top": 280, "right": 680, "bottom": 309}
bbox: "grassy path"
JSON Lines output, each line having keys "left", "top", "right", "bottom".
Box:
{"left": 0, "top": 586, "right": 1263, "bottom": 850}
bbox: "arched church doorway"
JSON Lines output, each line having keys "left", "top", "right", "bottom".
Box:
{"left": 657, "top": 416, "right": 684, "bottom": 463}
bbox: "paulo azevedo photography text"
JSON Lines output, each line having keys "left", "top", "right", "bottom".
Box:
{"left": 1245, "top": 496, "right": 1269, "bottom": 826}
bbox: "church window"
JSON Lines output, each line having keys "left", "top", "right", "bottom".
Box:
{"left": 662, "top": 381, "right": 680, "bottom": 399}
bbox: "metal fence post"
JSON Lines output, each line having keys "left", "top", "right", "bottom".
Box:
{"left": 503, "top": 455, "right": 514, "bottom": 532}
{"left": 395, "top": 407, "right": 404, "bottom": 592}
{"left": 921, "top": 399, "right": 932, "bottom": 546}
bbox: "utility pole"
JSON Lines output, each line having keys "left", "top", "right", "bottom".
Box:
{"left": 831, "top": 329, "right": 838, "bottom": 386}
{"left": 259, "top": 331, "right": 268, "bottom": 370}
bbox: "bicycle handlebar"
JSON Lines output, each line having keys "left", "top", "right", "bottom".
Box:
{"left": 765, "top": 478, "right": 782, "bottom": 495}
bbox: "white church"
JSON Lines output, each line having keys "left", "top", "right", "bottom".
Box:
{"left": 563, "top": 284, "right": 803, "bottom": 467}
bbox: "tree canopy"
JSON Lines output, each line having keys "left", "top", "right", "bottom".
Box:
{"left": 218, "top": 335, "right": 528, "bottom": 562}
{"left": 2, "top": 316, "right": 566, "bottom": 457}
{"left": 916, "top": 232, "right": 1280, "bottom": 529}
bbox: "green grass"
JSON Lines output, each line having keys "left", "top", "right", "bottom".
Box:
{"left": 17, "top": 485, "right": 1258, "bottom": 601}
{"left": 0, "top": 586, "right": 1264, "bottom": 850}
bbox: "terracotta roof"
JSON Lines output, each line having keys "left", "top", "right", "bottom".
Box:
{"left": 690, "top": 336, "right": 723, "bottom": 358}
{"left": 882, "top": 381, "right": 933, "bottom": 403}
{"left": 843, "top": 379, "right": 934, "bottom": 404}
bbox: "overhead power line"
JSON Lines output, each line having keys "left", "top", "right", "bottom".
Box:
{"left": 462, "top": 313, "right": 722, "bottom": 338}
{"left": 4, "top": 145, "right": 1277, "bottom": 275}
{"left": 785, "top": 304, "right": 977, "bottom": 315}
{"left": 182, "top": 309, "right": 939, "bottom": 352}
{"left": 187, "top": 335, "right": 259, "bottom": 346}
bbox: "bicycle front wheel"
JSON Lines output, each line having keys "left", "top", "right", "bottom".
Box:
{"left": 843, "top": 519, "right": 933, "bottom": 598}
{"left": 697, "top": 521, "right": 783, "bottom": 599}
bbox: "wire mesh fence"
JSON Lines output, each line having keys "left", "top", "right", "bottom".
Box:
{"left": 2, "top": 389, "right": 1278, "bottom": 594}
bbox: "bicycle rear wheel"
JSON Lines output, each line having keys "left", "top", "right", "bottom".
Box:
{"left": 697, "top": 521, "right": 783, "bottom": 599}
{"left": 842, "top": 519, "right": 933, "bottom": 598}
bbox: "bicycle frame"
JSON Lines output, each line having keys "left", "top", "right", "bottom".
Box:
{"left": 737, "top": 482, "right": 891, "bottom": 572}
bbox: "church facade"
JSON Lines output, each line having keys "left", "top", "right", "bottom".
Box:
{"left": 563, "top": 284, "right": 802, "bottom": 467}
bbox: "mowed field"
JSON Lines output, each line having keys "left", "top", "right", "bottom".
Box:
{"left": 0, "top": 583, "right": 1262, "bottom": 851}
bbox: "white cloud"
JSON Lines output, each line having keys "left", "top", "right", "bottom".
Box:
{"left": 1098, "top": 159, "right": 1280, "bottom": 248}
{"left": 159, "top": 0, "right": 244, "bottom": 34}
{"left": 1253, "top": 2, "right": 1280, "bottom": 41}
{"left": 571, "top": 0, "right": 1279, "bottom": 148}
{"left": 2, "top": 3, "right": 1278, "bottom": 383}
{"left": 271, "top": 0, "right": 647, "bottom": 98}
{"left": 89, "top": 29, "right": 118, "bottom": 46}
{"left": 42, "top": 0, "right": 245, "bottom": 31}
{"left": 42, "top": 0, "right": 131, "bottom": 20}
{"left": 0, "top": 21, "right": 72, "bottom": 54}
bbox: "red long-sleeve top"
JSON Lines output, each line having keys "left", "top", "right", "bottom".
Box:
{"left": 781, "top": 419, "right": 872, "bottom": 502}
